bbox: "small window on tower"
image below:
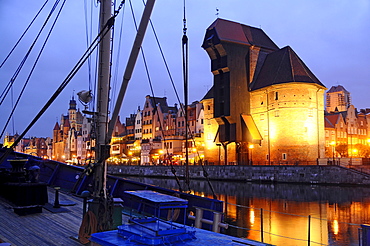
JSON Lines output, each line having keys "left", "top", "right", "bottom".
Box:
{"left": 275, "top": 92, "right": 278, "bottom": 100}
{"left": 282, "top": 153, "right": 287, "bottom": 160}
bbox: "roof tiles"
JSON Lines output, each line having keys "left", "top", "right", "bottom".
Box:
{"left": 250, "top": 46, "right": 325, "bottom": 90}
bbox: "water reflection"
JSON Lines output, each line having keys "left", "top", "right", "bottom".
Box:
{"left": 123, "top": 176, "right": 370, "bottom": 246}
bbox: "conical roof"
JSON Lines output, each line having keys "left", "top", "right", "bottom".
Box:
{"left": 250, "top": 46, "right": 325, "bottom": 90}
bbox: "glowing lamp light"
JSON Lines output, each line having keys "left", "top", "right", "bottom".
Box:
{"left": 249, "top": 144, "right": 254, "bottom": 149}
{"left": 333, "top": 219, "right": 339, "bottom": 235}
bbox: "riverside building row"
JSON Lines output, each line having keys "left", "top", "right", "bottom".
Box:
{"left": 3, "top": 19, "right": 370, "bottom": 166}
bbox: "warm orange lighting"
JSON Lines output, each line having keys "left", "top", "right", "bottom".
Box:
{"left": 330, "top": 141, "right": 335, "bottom": 146}
{"left": 192, "top": 148, "right": 197, "bottom": 153}
{"left": 62, "top": 155, "right": 65, "bottom": 159}
{"left": 128, "top": 151, "right": 133, "bottom": 156}
{"left": 249, "top": 144, "right": 254, "bottom": 149}
{"left": 332, "top": 219, "right": 339, "bottom": 235}
{"left": 159, "top": 150, "right": 164, "bottom": 155}
{"left": 249, "top": 209, "right": 255, "bottom": 225}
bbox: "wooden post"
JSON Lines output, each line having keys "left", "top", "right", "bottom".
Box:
{"left": 308, "top": 215, "right": 311, "bottom": 246}
{"left": 261, "top": 208, "right": 264, "bottom": 242}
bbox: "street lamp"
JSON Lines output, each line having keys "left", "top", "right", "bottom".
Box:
{"left": 249, "top": 144, "right": 254, "bottom": 165}
{"left": 330, "top": 141, "right": 335, "bottom": 165}
{"left": 216, "top": 143, "right": 221, "bottom": 165}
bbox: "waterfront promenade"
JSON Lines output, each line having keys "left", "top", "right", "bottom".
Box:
{"left": 108, "top": 164, "right": 370, "bottom": 186}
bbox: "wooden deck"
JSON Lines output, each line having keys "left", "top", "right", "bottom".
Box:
{"left": 0, "top": 187, "right": 84, "bottom": 246}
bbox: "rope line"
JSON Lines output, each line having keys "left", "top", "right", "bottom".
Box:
{"left": 0, "top": 0, "right": 66, "bottom": 139}
{"left": 227, "top": 224, "right": 329, "bottom": 245}
{"left": 0, "top": 0, "right": 49, "bottom": 69}
{"left": 129, "top": 0, "right": 184, "bottom": 192}
{"left": 0, "top": 0, "right": 61, "bottom": 106}
{"left": 226, "top": 201, "right": 364, "bottom": 227}
{"left": 0, "top": 9, "right": 115, "bottom": 165}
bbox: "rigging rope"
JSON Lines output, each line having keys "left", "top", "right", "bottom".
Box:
{"left": 0, "top": 0, "right": 66, "bottom": 139}
{"left": 130, "top": 0, "right": 184, "bottom": 192}
{"left": 83, "top": 0, "right": 95, "bottom": 93}
{"left": 0, "top": 0, "right": 49, "bottom": 69}
{"left": 0, "top": 11, "right": 116, "bottom": 164}
{"left": 110, "top": 2, "right": 126, "bottom": 115}
{"left": 0, "top": 0, "right": 60, "bottom": 106}
{"left": 182, "top": 0, "right": 191, "bottom": 193}
{"left": 137, "top": 0, "right": 217, "bottom": 198}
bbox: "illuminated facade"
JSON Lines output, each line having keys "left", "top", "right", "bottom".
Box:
{"left": 202, "top": 19, "right": 326, "bottom": 164}
{"left": 4, "top": 134, "right": 52, "bottom": 158}
{"left": 324, "top": 105, "right": 370, "bottom": 159}
{"left": 52, "top": 96, "right": 86, "bottom": 163}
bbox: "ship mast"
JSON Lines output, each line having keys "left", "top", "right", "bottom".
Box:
{"left": 90, "top": 0, "right": 156, "bottom": 231}
{"left": 94, "top": 0, "right": 112, "bottom": 199}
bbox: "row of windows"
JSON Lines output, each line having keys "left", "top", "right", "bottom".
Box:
{"left": 260, "top": 109, "right": 314, "bottom": 120}
{"left": 143, "top": 128, "right": 152, "bottom": 134}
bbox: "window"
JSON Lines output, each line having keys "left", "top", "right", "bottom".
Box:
{"left": 275, "top": 92, "right": 278, "bottom": 100}
{"left": 308, "top": 108, "right": 313, "bottom": 117}
{"left": 266, "top": 154, "right": 269, "bottom": 160}
{"left": 208, "top": 105, "right": 211, "bottom": 110}
{"left": 275, "top": 110, "right": 279, "bottom": 117}
{"left": 201, "top": 119, "right": 204, "bottom": 124}
{"left": 282, "top": 153, "right": 287, "bottom": 160}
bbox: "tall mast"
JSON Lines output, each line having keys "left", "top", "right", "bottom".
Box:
{"left": 94, "top": 0, "right": 112, "bottom": 199}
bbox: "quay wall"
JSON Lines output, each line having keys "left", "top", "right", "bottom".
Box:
{"left": 108, "top": 165, "right": 370, "bottom": 185}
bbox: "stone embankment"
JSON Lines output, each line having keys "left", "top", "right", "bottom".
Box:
{"left": 108, "top": 165, "right": 370, "bottom": 186}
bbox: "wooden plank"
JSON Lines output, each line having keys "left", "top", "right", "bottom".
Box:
{"left": 0, "top": 187, "right": 83, "bottom": 246}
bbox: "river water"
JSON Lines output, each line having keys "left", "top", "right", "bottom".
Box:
{"left": 123, "top": 176, "right": 370, "bottom": 246}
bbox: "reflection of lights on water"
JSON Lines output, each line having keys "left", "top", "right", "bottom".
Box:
{"left": 333, "top": 219, "right": 339, "bottom": 235}
{"left": 249, "top": 209, "right": 255, "bottom": 225}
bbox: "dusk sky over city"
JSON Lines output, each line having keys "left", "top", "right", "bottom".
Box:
{"left": 0, "top": 0, "right": 369, "bottom": 140}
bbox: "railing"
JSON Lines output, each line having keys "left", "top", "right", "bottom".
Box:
{"left": 224, "top": 202, "right": 362, "bottom": 246}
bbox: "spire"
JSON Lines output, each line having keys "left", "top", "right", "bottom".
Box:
{"left": 69, "top": 94, "right": 77, "bottom": 110}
